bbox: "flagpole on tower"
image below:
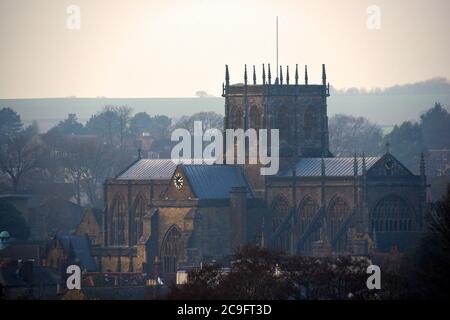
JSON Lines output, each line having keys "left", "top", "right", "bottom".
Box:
{"left": 276, "top": 16, "right": 279, "bottom": 80}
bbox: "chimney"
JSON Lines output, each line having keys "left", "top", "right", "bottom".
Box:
{"left": 420, "top": 152, "right": 426, "bottom": 177}
{"left": 21, "top": 259, "right": 34, "bottom": 284}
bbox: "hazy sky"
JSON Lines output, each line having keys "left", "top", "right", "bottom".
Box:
{"left": 1, "top": 0, "right": 449, "bottom": 98}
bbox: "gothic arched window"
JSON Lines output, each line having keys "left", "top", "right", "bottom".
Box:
{"left": 111, "top": 195, "right": 127, "bottom": 246}
{"left": 327, "top": 196, "right": 350, "bottom": 252}
{"left": 277, "top": 106, "right": 290, "bottom": 141}
{"left": 297, "top": 196, "right": 320, "bottom": 253}
{"left": 131, "top": 195, "right": 146, "bottom": 245}
{"left": 161, "top": 225, "right": 183, "bottom": 274}
{"left": 371, "top": 195, "right": 413, "bottom": 234}
{"left": 249, "top": 105, "right": 262, "bottom": 130}
{"left": 304, "top": 108, "right": 315, "bottom": 140}
{"left": 298, "top": 196, "right": 319, "bottom": 232}
{"left": 230, "top": 106, "right": 243, "bottom": 129}
{"left": 270, "top": 195, "right": 290, "bottom": 252}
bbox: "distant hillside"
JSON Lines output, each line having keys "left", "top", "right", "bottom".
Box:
{"left": 328, "top": 94, "right": 450, "bottom": 126}
{"left": 1, "top": 78, "right": 449, "bottom": 132}
{"left": 331, "top": 77, "right": 450, "bottom": 95}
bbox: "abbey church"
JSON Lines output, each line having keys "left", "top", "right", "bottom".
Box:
{"left": 91, "top": 64, "right": 427, "bottom": 281}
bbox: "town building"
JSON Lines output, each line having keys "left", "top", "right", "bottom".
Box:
{"left": 96, "top": 64, "right": 427, "bottom": 282}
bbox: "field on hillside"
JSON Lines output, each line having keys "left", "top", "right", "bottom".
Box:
{"left": 1, "top": 94, "right": 449, "bottom": 132}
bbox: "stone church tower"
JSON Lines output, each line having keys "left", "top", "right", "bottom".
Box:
{"left": 223, "top": 63, "right": 331, "bottom": 159}
{"left": 222, "top": 63, "right": 331, "bottom": 194}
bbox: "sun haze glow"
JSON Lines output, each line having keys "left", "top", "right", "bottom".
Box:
{"left": 0, "top": 0, "right": 449, "bottom": 98}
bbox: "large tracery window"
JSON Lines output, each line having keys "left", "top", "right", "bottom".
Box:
{"left": 327, "top": 196, "right": 350, "bottom": 252}
{"left": 131, "top": 195, "right": 146, "bottom": 245}
{"left": 297, "top": 196, "right": 320, "bottom": 253}
{"left": 298, "top": 196, "right": 319, "bottom": 233}
{"left": 249, "top": 105, "right": 262, "bottom": 130}
{"left": 372, "top": 196, "right": 413, "bottom": 233}
{"left": 110, "top": 195, "right": 127, "bottom": 246}
{"left": 277, "top": 106, "right": 291, "bottom": 141}
{"left": 271, "top": 195, "right": 290, "bottom": 252}
{"left": 161, "top": 226, "right": 183, "bottom": 274}
{"left": 230, "top": 106, "right": 243, "bottom": 129}
{"left": 304, "top": 108, "right": 315, "bottom": 140}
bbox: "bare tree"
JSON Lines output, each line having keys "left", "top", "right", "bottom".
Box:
{"left": 61, "top": 136, "right": 113, "bottom": 206}
{"left": 115, "top": 106, "right": 132, "bottom": 150}
{"left": 173, "top": 112, "right": 223, "bottom": 134}
{"left": 329, "top": 114, "right": 383, "bottom": 156}
{"left": 0, "top": 131, "right": 44, "bottom": 193}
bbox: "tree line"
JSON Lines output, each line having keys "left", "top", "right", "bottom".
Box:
{"left": 329, "top": 102, "right": 450, "bottom": 172}
{"left": 0, "top": 106, "right": 223, "bottom": 208}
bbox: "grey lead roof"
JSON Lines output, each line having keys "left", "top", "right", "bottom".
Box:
{"left": 115, "top": 159, "right": 251, "bottom": 199}
{"left": 182, "top": 165, "right": 252, "bottom": 200}
{"left": 116, "top": 159, "right": 178, "bottom": 180}
{"left": 279, "top": 157, "right": 381, "bottom": 177}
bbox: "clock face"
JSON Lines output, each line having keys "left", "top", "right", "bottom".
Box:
{"left": 384, "top": 158, "right": 394, "bottom": 170}
{"left": 173, "top": 173, "right": 184, "bottom": 190}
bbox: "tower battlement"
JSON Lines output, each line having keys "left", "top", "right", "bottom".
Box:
{"left": 224, "top": 84, "right": 329, "bottom": 97}
{"left": 222, "top": 64, "right": 330, "bottom": 97}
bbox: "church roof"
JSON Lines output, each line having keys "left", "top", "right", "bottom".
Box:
{"left": 181, "top": 164, "right": 253, "bottom": 200}
{"left": 116, "top": 159, "right": 177, "bottom": 180}
{"left": 279, "top": 157, "right": 381, "bottom": 177}
{"left": 115, "top": 160, "right": 252, "bottom": 199}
